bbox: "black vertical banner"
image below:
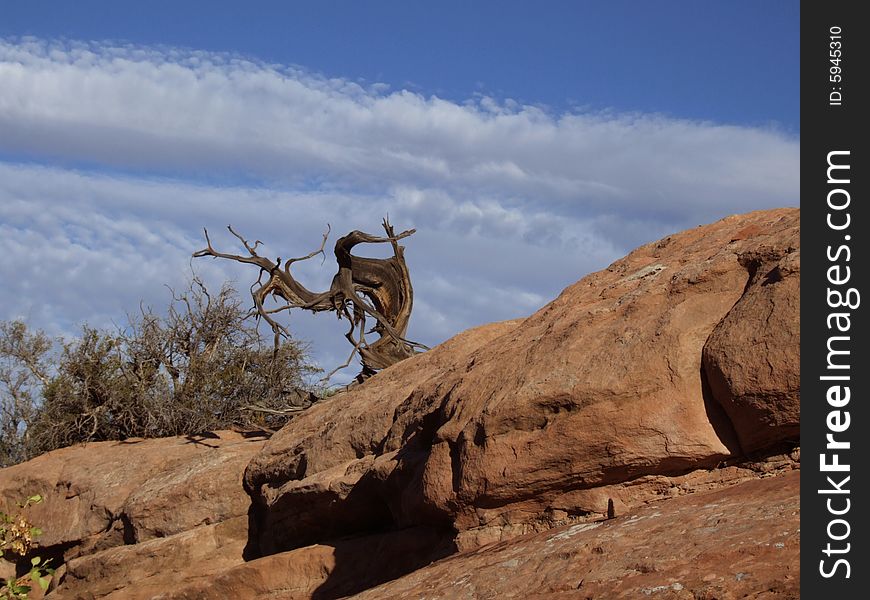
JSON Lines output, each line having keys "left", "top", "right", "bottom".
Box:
{"left": 802, "top": 0, "right": 869, "bottom": 596}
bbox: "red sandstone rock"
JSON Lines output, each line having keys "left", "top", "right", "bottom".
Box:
{"left": 702, "top": 239, "right": 800, "bottom": 454}
{"left": 244, "top": 209, "right": 800, "bottom": 555}
{"left": 350, "top": 470, "right": 800, "bottom": 600}
{"left": 243, "top": 319, "right": 521, "bottom": 553}
{"left": 150, "top": 526, "right": 453, "bottom": 600}
{"left": 0, "top": 431, "right": 265, "bottom": 560}
{"left": 47, "top": 516, "right": 249, "bottom": 600}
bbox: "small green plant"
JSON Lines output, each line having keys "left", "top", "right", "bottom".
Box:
{"left": 1, "top": 495, "right": 54, "bottom": 599}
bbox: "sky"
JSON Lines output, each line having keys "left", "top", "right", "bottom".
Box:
{"left": 0, "top": 2, "right": 799, "bottom": 383}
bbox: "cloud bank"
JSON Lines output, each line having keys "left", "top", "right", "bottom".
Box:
{"left": 0, "top": 38, "right": 799, "bottom": 380}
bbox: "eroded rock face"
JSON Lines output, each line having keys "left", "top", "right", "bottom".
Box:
{"left": 244, "top": 208, "right": 800, "bottom": 555}
{"left": 0, "top": 431, "right": 266, "bottom": 562}
{"left": 47, "top": 516, "right": 249, "bottom": 600}
{"left": 702, "top": 237, "right": 800, "bottom": 454}
{"left": 351, "top": 470, "right": 800, "bottom": 600}
{"left": 146, "top": 525, "right": 454, "bottom": 600}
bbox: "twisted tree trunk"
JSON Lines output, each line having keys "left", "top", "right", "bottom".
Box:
{"left": 193, "top": 218, "right": 426, "bottom": 382}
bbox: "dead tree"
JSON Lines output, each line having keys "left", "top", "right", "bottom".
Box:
{"left": 193, "top": 218, "right": 427, "bottom": 382}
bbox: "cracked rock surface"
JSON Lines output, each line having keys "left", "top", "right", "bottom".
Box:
{"left": 351, "top": 470, "right": 800, "bottom": 600}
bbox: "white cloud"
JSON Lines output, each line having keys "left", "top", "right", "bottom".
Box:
{"left": 0, "top": 163, "right": 613, "bottom": 381}
{"left": 0, "top": 38, "right": 799, "bottom": 380}
{"left": 1, "top": 38, "right": 797, "bottom": 211}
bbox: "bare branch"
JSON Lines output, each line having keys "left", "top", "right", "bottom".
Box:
{"left": 285, "top": 224, "right": 331, "bottom": 268}
{"left": 193, "top": 218, "right": 425, "bottom": 382}
{"left": 192, "top": 228, "right": 276, "bottom": 272}
{"left": 242, "top": 404, "right": 308, "bottom": 415}
{"left": 227, "top": 225, "right": 261, "bottom": 256}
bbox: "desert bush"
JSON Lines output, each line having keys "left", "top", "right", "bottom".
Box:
{"left": 0, "top": 323, "right": 51, "bottom": 467}
{"left": 0, "top": 278, "right": 319, "bottom": 466}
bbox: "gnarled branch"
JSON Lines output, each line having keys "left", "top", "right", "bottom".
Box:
{"left": 194, "top": 218, "right": 427, "bottom": 382}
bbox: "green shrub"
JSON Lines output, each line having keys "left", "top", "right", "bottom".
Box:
{"left": 1, "top": 278, "right": 319, "bottom": 466}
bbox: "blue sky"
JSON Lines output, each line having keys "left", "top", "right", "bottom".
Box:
{"left": 0, "top": 2, "right": 799, "bottom": 382}
{"left": 3, "top": 1, "right": 799, "bottom": 131}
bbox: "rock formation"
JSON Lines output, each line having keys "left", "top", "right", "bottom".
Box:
{"left": 0, "top": 432, "right": 266, "bottom": 597}
{"left": 353, "top": 470, "right": 800, "bottom": 599}
{"left": 0, "top": 208, "right": 800, "bottom": 599}
{"left": 243, "top": 208, "right": 800, "bottom": 554}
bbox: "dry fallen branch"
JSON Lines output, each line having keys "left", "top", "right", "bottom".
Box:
{"left": 194, "top": 218, "right": 427, "bottom": 382}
